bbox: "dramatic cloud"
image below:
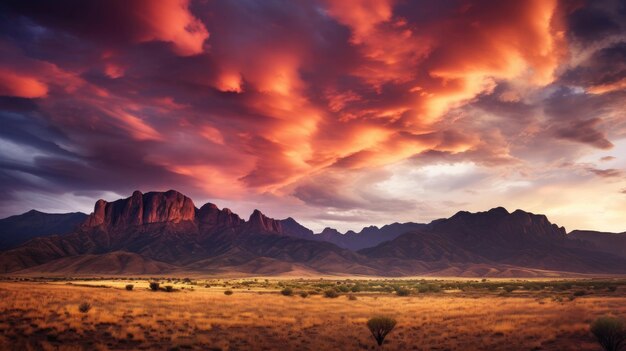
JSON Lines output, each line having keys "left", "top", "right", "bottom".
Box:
{"left": 0, "top": 0, "right": 625, "bottom": 232}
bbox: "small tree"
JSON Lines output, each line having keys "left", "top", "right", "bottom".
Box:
{"left": 125, "top": 284, "right": 134, "bottom": 291}
{"left": 367, "top": 316, "right": 397, "bottom": 346}
{"left": 590, "top": 317, "right": 626, "bottom": 351}
{"left": 78, "top": 302, "right": 92, "bottom": 313}
{"left": 149, "top": 282, "right": 160, "bottom": 291}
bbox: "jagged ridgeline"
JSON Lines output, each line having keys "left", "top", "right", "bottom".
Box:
{"left": 0, "top": 190, "right": 625, "bottom": 276}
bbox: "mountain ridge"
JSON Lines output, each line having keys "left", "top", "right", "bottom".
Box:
{"left": 1, "top": 189, "right": 625, "bottom": 277}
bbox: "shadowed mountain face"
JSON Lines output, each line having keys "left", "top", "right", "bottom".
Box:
{"left": 0, "top": 190, "right": 625, "bottom": 276}
{"left": 312, "top": 222, "right": 428, "bottom": 251}
{"left": 360, "top": 208, "right": 626, "bottom": 274}
{"left": 0, "top": 210, "right": 87, "bottom": 250}
{"left": 568, "top": 230, "right": 626, "bottom": 259}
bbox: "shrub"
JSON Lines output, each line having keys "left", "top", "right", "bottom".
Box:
{"left": 324, "top": 289, "right": 339, "bottom": 298}
{"left": 165, "top": 285, "right": 174, "bottom": 292}
{"left": 125, "top": 284, "right": 134, "bottom": 291}
{"left": 149, "top": 282, "right": 160, "bottom": 291}
{"left": 348, "top": 294, "right": 357, "bottom": 300}
{"left": 351, "top": 285, "right": 361, "bottom": 293}
{"left": 78, "top": 302, "right": 92, "bottom": 313}
{"left": 573, "top": 290, "right": 586, "bottom": 297}
{"left": 281, "top": 287, "right": 294, "bottom": 296}
{"left": 395, "top": 287, "right": 411, "bottom": 296}
{"left": 338, "top": 285, "right": 350, "bottom": 293}
{"left": 224, "top": 290, "right": 233, "bottom": 296}
{"left": 607, "top": 286, "right": 618, "bottom": 292}
{"left": 417, "top": 284, "right": 441, "bottom": 293}
{"left": 299, "top": 291, "right": 309, "bottom": 298}
{"left": 590, "top": 317, "right": 626, "bottom": 351}
{"left": 367, "top": 316, "right": 397, "bottom": 346}
{"left": 503, "top": 285, "right": 516, "bottom": 293}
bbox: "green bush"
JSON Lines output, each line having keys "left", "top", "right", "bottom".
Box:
{"left": 351, "top": 285, "right": 361, "bottom": 293}
{"left": 149, "top": 282, "right": 160, "bottom": 291}
{"left": 281, "top": 287, "right": 294, "bottom": 296}
{"left": 125, "top": 284, "right": 134, "bottom": 291}
{"left": 367, "top": 316, "right": 397, "bottom": 346}
{"left": 338, "top": 285, "right": 350, "bottom": 293}
{"left": 417, "top": 284, "right": 441, "bottom": 293}
{"left": 590, "top": 316, "right": 626, "bottom": 351}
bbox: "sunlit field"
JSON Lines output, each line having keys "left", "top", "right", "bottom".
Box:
{"left": 1, "top": 277, "right": 625, "bottom": 350}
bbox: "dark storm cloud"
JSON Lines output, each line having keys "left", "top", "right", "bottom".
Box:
{"left": 554, "top": 118, "right": 614, "bottom": 149}
{"left": 566, "top": 0, "right": 622, "bottom": 43}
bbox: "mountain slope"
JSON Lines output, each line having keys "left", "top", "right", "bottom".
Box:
{"left": 568, "top": 230, "right": 626, "bottom": 258}
{"left": 361, "top": 208, "right": 626, "bottom": 274}
{"left": 16, "top": 251, "right": 179, "bottom": 275}
{"left": 0, "top": 210, "right": 87, "bottom": 250}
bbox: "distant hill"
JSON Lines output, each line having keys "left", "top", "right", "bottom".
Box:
{"left": 312, "top": 222, "right": 427, "bottom": 251}
{"left": 0, "top": 190, "right": 625, "bottom": 277}
{"left": 360, "top": 208, "right": 626, "bottom": 274}
{"left": 568, "top": 230, "right": 626, "bottom": 259}
{"left": 0, "top": 210, "right": 87, "bottom": 250}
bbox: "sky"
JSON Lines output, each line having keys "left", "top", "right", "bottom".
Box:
{"left": 0, "top": 0, "right": 625, "bottom": 233}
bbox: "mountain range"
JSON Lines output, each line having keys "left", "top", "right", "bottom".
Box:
{"left": 0, "top": 190, "right": 624, "bottom": 277}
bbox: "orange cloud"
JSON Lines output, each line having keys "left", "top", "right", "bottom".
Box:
{"left": 3, "top": 0, "right": 624, "bottom": 233}
{"left": 132, "top": 0, "right": 209, "bottom": 56}
{"left": 0, "top": 69, "right": 48, "bottom": 98}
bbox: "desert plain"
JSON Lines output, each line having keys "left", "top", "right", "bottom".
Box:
{"left": 0, "top": 276, "right": 624, "bottom": 351}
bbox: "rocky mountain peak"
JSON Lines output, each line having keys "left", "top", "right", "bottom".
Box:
{"left": 197, "top": 202, "right": 243, "bottom": 227}
{"left": 247, "top": 209, "right": 283, "bottom": 233}
{"left": 84, "top": 190, "right": 196, "bottom": 227}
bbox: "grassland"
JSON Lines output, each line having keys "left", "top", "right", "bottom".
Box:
{"left": 1, "top": 276, "right": 625, "bottom": 350}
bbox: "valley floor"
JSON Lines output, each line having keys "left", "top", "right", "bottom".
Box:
{"left": 0, "top": 277, "right": 625, "bottom": 350}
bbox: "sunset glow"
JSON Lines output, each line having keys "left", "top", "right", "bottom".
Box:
{"left": 0, "top": 0, "right": 625, "bottom": 233}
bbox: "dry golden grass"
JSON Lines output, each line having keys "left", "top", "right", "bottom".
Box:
{"left": 0, "top": 278, "right": 624, "bottom": 350}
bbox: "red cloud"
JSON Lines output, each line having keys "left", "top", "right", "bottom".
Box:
{"left": 0, "top": 70, "right": 48, "bottom": 98}
{"left": 0, "top": 0, "right": 623, "bottom": 229}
